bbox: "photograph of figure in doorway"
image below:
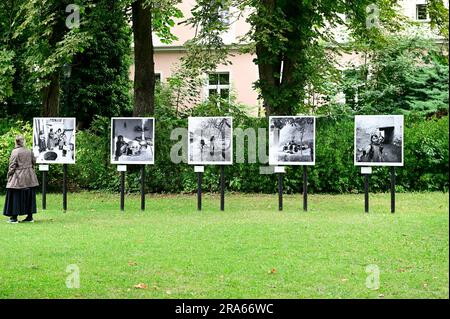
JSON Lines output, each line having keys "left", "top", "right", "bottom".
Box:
{"left": 110, "top": 118, "right": 155, "bottom": 165}
{"left": 33, "top": 118, "right": 76, "bottom": 164}
{"left": 269, "top": 116, "right": 316, "bottom": 166}
{"left": 188, "top": 117, "right": 233, "bottom": 165}
{"left": 355, "top": 115, "right": 404, "bottom": 166}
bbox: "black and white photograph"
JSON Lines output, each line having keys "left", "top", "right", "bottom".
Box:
{"left": 33, "top": 118, "right": 76, "bottom": 164}
{"left": 354, "top": 115, "right": 404, "bottom": 166}
{"left": 269, "top": 116, "right": 316, "bottom": 166}
{"left": 188, "top": 117, "right": 233, "bottom": 165}
{"left": 110, "top": 118, "right": 155, "bottom": 165}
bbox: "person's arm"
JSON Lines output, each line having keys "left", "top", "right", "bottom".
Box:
{"left": 31, "top": 150, "right": 37, "bottom": 168}
{"left": 7, "top": 152, "right": 18, "bottom": 178}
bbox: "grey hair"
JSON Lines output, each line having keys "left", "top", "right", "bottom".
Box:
{"left": 15, "top": 135, "right": 25, "bottom": 147}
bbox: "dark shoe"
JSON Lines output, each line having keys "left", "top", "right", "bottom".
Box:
{"left": 7, "top": 218, "right": 18, "bottom": 224}
{"left": 21, "top": 217, "right": 34, "bottom": 223}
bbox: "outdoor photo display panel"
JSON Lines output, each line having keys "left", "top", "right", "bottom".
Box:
{"left": 269, "top": 116, "right": 316, "bottom": 166}
{"left": 33, "top": 118, "right": 76, "bottom": 164}
{"left": 111, "top": 118, "right": 155, "bottom": 165}
{"left": 354, "top": 115, "right": 404, "bottom": 166}
{"left": 188, "top": 117, "right": 233, "bottom": 165}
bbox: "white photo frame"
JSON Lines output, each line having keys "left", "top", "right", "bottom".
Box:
{"left": 33, "top": 117, "right": 76, "bottom": 164}
{"left": 354, "top": 115, "right": 404, "bottom": 167}
{"left": 188, "top": 117, "right": 233, "bottom": 165}
{"left": 110, "top": 117, "right": 155, "bottom": 165}
{"left": 269, "top": 116, "right": 316, "bottom": 166}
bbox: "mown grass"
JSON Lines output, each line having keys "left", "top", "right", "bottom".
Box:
{"left": 0, "top": 192, "right": 448, "bottom": 299}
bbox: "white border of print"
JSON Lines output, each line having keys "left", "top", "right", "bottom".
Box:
{"left": 110, "top": 117, "right": 155, "bottom": 165}
{"left": 354, "top": 115, "right": 404, "bottom": 167}
{"left": 269, "top": 116, "right": 316, "bottom": 166}
{"left": 188, "top": 116, "right": 233, "bottom": 165}
{"left": 33, "top": 117, "right": 77, "bottom": 164}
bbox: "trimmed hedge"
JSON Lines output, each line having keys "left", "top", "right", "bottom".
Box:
{"left": 0, "top": 115, "right": 448, "bottom": 194}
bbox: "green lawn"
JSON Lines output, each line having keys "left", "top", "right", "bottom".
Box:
{"left": 0, "top": 192, "right": 448, "bottom": 299}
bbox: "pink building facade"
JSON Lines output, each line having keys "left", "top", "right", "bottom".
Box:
{"left": 150, "top": 0, "right": 260, "bottom": 114}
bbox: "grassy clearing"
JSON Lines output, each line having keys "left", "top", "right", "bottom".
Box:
{"left": 0, "top": 192, "right": 448, "bottom": 299}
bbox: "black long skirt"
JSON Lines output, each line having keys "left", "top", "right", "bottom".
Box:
{"left": 3, "top": 187, "right": 37, "bottom": 217}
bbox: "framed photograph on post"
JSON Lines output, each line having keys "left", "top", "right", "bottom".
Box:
{"left": 188, "top": 117, "right": 233, "bottom": 165}
{"left": 269, "top": 116, "right": 316, "bottom": 166}
{"left": 33, "top": 117, "right": 76, "bottom": 164}
{"left": 110, "top": 117, "right": 155, "bottom": 165}
{"left": 354, "top": 115, "right": 404, "bottom": 166}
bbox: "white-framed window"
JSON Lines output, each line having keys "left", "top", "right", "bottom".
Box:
{"left": 416, "top": 4, "right": 429, "bottom": 21}
{"left": 207, "top": 72, "right": 230, "bottom": 100}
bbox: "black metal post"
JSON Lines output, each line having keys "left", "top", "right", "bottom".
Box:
{"left": 390, "top": 167, "right": 396, "bottom": 214}
{"left": 42, "top": 171, "right": 47, "bottom": 210}
{"left": 197, "top": 172, "right": 202, "bottom": 211}
{"left": 364, "top": 174, "right": 369, "bottom": 213}
{"left": 303, "top": 166, "right": 308, "bottom": 212}
{"left": 120, "top": 171, "right": 125, "bottom": 211}
{"left": 278, "top": 173, "right": 283, "bottom": 211}
{"left": 63, "top": 164, "right": 68, "bottom": 211}
{"left": 220, "top": 166, "right": 225, "bottom": 211}
{"left": 140, "top": 165, "right": 145, "bottom": 211}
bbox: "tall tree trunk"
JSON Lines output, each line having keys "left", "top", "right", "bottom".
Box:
{"left": 40, "top": 1, "right": 67, "bottom": 117}
{"left": 42, "top": 73, "right": 60, "bottom": 116}
{"left": 132, "top": 0, "right": 155, "bottom": 116}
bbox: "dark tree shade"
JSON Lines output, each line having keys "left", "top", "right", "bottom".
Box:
{"left": 61, "top": 0, "right": 133, "bottom": 128}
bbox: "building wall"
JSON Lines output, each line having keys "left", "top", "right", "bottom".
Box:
{"left": 130, "top": 49, "right": 260, "bottom": 114}
{"left": 149, "top": 0, "right": 260, "bottom": 112}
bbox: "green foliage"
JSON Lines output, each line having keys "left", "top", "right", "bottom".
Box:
{"left": 164, "top": 66, "right": 205, "bottom": 116}
{"left": 401, "top": 115, "right": 449, "bottom": 191}
{"left": 0, "top": 49, "right": 15, "bottom": 100}
{"left": 16, "top": 0, "right": 92, "bottom": 92}
{"left": 60, "top": 0, "right": 133, "bottom": 128}
{"left": 334, "top": 35, "right": 449, "bottom": 116}
{"left": 184, "top": 0, "right": 403, "bottom": 115}
{"left": 428, "top": 0, "right": 450, "bottom": 39}
{"left": 151, "top": 0, "right": 184, "bottom": 44}
{"left": 0, "top": 0, "right": 41, "bottom": 118}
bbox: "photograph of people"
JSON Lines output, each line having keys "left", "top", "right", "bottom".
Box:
{"left": 110, "top": 118, "right": 155, "bottom": 165}
{"left": 32, "top": 118, "right": 76, "bottom": 164}
{"left": 355, "top": 115, "right": 404, "bottom": 166}
{"left": 188, "top": 117, "right": 233, "bottom": 165}
{"left": 269, "top": 116, "right": 316, "bottom": 166}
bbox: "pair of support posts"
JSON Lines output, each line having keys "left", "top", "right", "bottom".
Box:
{"left": 362, "top": 167, "right": 396, "bottom": 213}
{"left": 117, "top": 165, "right": 145, "bottom": 211}
{"left": 275, "top": 166, "right": 308, "bottom": 212}
{"left": 195, "top": 166, "right": 225, "bottom": 211}
{"left": 40, "top": 164, "right": 68, "bottom": 211}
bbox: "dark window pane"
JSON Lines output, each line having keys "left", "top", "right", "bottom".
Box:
{"left": 209, "top": 89, "right": 218, "bottom": 97}
{"left": 417, "top": 4, "right": 427, "bottom": 20}
{"left": 155, "top": 73, "right": 161, "bottom": 83}
{"left": 209, "top": 73, "right": 219, "bottom": 85}
{"left": 219, "top": 73, "right": 230, "bottom": 85}
{"left": 220, "top": 89, "right": 230, "bottom": 99}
